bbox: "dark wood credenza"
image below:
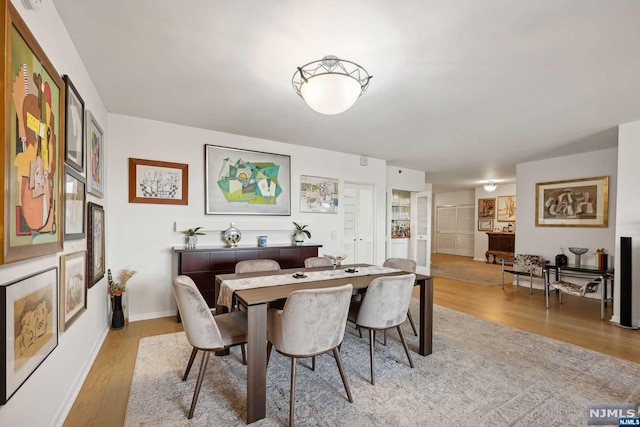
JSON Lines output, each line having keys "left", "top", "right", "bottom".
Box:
{"left": 485, "top": 232, "right": 515, "bottom": 263}
{"left": 174, "top": 244, "right": 322, "bottom": 310}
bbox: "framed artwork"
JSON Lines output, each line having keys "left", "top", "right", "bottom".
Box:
{"left": 535, "top": 176, "right": 609, "bottom": 227}
{"left": 497, "top": 195, "right": 516, "bottom": 222}
{"left": 63, "top": 75, "right": 85, "bottom": 173}
{"left": 1, "top": 3, "right": 64, "bottom": 264}
{"left": 478, "top": 219, "right": 493, "bottom": 231}
{"left": 300, "top": 175, "right": 339, "bottom": 213}
{"left": 478, "top": 198, "right": 495, "bottom": 219}
{"left": 87, "top": 202, "right": 105, "bottom": 288}
{"left": 204, "top": 144, "right": 291, "bottom": 215}
{"left": 64, "top": 166, "right": 86, "bottom": 240}
{"left": 60, "top": 251, "right": 87, "bottom": 331}
{"left": 86, "top": 110, "right": 104, "bottom": 198}
{"left": 128, "top": 158, "right": 188, "bottom": 205}
{"left": 1, "top": 267, "right": 58, "bottom": 404}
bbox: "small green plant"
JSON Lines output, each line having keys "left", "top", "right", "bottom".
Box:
{"left": 184, "top": 227, "right": 206, "bottom": 236}
{"left": 293, "top": 222, "right": 311, "bottom": 239}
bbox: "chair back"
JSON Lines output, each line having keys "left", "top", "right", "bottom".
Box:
{"left": 172, "top": 275, "right": 224, "bottom": 350}
{"left": 383, "top": 258, "right": 417, "bottom": 273}
{"left": 235, "top": 259, "right": 281, "bottom": 274}
{"left": 304, "top": 256, "right": 333, "bottom": 268}
{"left": 271, "top": 284, "right": 353, "bottom": 356}
{"left": 356, "top": 274, "right": 416, "bottom": 329}
{"left": 514, "top": 255, "right": 544, "bottom": 276}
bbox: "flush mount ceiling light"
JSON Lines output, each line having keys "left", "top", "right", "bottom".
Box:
{"left": 292, "top": 55, "right": 372, "bottom": 115}
{"left": 483, "top": 181, "right": 498, "bottom": 192}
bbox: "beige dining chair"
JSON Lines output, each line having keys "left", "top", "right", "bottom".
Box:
{"left": 172, "top": 275, "right": 247, "bottom": 419}
{"left": 350, "top": 273, "right": 416, "bottom": 385}
{"left": 266, "top": 284, "right": 354, "bottom": 426}
{"left": 235, "top": 259, "right": 281, "bottom": 274}
{"left": 382, "top": 258, "right": 418, "bottom": 336}
{"left": 303, "top": 256, "right": 333, "bottom": 268}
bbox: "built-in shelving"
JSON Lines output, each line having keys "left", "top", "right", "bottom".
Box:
{"left": 391, "top": 190, "right": 411, "bottom": 238}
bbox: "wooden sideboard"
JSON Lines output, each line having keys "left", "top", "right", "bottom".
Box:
{"left": 485, "top": 232, "right": 515, "bottom": 263}
{"left": 174, "top": 244, "right": 322, "bottom": 310}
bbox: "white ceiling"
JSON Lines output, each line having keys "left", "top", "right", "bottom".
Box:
{"left": 52, "top": 0, "right": 640, "bottom": 192}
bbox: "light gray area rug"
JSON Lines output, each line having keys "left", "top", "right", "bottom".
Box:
{"left": 125, "top": 303, "right": 640, "bottom": 426}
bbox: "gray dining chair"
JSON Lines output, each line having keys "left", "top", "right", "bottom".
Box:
{"left": 235, "top": 259, "right": 281, "bottom": 274}
{"left": 303, "top": 256, "right": 333, "bottom": 268}
{"left": 267, "top": 284, "right": 354, "bottom": 426}
{"left": 383, "top": 258, "right": 418, "bottom": 336}
{"left": 350, "top": 273, "right": 416, "bottom": 385}
{"left": 172, "top": 275, "right": 247, "bottom": 419}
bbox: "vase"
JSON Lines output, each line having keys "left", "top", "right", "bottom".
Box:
{"left": 111, "top": 294, "right": 125, "bottom": 329}
{"left": 187, "top": 235, "right": 197, "bottom": 249}
{"left": 224, "top": 223, "right": 242, "bottom": 247}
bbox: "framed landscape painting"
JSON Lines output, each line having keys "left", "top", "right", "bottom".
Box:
{"left": 60, "top": 251, "right": 87, "bottom": 331}
{"left": 205, "top": 145, "right": 291, "bottom": 215}
{"left": 63, "top": 75, "right": 85, "bottom": 173}
{"left": 64, "top": 166, "right": 86, "bottom": 240}
{"left": 299, "top": 175, "right": 339, "bottom": 213}
{"left": 86, "top": 110, "right": 104, "bottom": 198}
{"left": 1, "top": 2, "right": 64, "bottom": 264}
{"left": 87, "top": 202, "right": 105, "bottom": 287}
{"left": 1, "top": 267, "right": 58, "bottom": 404}
{"left": 535, "top": 176, "right": 609, "bottom": 227}
{"left": 128, "top": 158, "right": 188, "bottom": 205}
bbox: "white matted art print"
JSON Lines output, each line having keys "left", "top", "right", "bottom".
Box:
{"left": 299, "top": 175, "right": 339, "bottom": 213}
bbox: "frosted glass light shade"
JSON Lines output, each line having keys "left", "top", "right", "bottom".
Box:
{"left": 300, "top": 74, "right": 362, "bottom": 115}
{"left": 483, "top": 182, "right": 497, "bottom": 192}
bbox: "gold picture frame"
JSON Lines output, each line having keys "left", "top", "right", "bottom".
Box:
{"left": 128, "top": 158, "right": 188, "bottom": 205}
{"left": 478, "top": 198, "right": 495, "bottom": 219}
{"left": 60, "top": 251, "right": 87, "bottom": 331}
{"left": 535, "top": 176, "right": 609, "bottom": 227}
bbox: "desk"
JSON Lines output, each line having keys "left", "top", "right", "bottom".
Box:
{"left": 485, "top": 232, "right": 515, "bottom": 264}
{"left": 214, "top": 265, "right": 433, "bottom": 424}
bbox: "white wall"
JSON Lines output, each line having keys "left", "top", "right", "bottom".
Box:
{"left": 107, "top": 114, "right": 394, "bottom": 321}
{"left": 615, "top": 121, "right": 640, "bottom": 326}
{"left": 386, "top": 166, "right": 426, "bottom": 192}
{"left": 473, "top": 183, "right": 517, "bottom": 261}
{"left": 0, "top": 2, "right": 109, "bottom": 426}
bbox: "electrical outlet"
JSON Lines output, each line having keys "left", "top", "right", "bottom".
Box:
{"left": 331, "top": 231, "right": 337, "bottom": 240}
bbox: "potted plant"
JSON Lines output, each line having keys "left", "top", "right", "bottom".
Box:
{"left": 107, "top": 268, "right": 137, "bottom": 329}
{"left": 292, "top": 222, "right": 311, "bottom": 245}
{"left": 184, "top": 227, "right": 205, "bottom": 249}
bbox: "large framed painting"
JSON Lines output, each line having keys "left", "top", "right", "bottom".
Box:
{"left": 64, "top": 166, "right": 86, "bottom": 241}
{"left": 205, "top": 145, "right": 291, "bottom": 215}
{"left": 87, "top": 202, "right": 105, "bottom": 287}
{"left": 86, "top": 110, "right": 104, "bottom": 198}
{"left": 478, "top": 198, "right": 495, "bottom": 219}
{"left": 299, "top": 175, "right": 339, "bottom": 213}
{"left": 1, "top": 267, "right": 58, "bottom": 404}
{"left": 535, "top": 176, "right": 609, "bottom": 227}
{"left": 1, "top": 2, "right": 64, "bottom": 264}
{"left": 128, "top": 158, "right": 188, "bottom": 205}
{"left": 60, "top": 251, "right": 87, "bottom": 331}
{"left": 497, "top": 195, "right": 516, "bottom": 222}
{"left": 63, "top": 75, "right": 85, "bottom": 173}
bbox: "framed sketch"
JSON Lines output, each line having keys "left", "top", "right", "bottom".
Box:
{"left": 87, "top": 202, "right": 105, "bottom": 288}
{"left": 64, "top": 166, "right": 86, "bottom": 240}
{"left": 205, "top": 145, "right": 291, "bottom": 215}
{"left": 1, "top": 267, "right": 58, "bottom": 404}
{"left": 60, "top": 251, "right": 87, "bottom": 331}
{"left": 300, "top": 175, "right": 339, "bottom": 213}
{"left": 63, "top": 75, "right": 85, "bottom": 173}
{"left": 86, "top": 110, "right": 104, "bottom": 198}
{"left": 478, "top": 198, "right": 495, "bottom": 219}
{"left": 1, "top": 3, "right": 64, "bottom": 264}
{"left": 497, "top": 195, "right": 516, "bottom": 222}
{"left": 478, "top": 219, "right": 493, "bottom": 231}
{"left": 128, "top": 158, "right": 188, "bottom": 205}
{"left": 535, "top": 176, "right": 609, "bottom": 227}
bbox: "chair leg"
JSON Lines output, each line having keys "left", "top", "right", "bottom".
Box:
{"left": 397, "top": 325, "right": 414, "bottom": 368}
{"left": 267, "top": 342, "right": 273, "bottom": 367}
{"left": 183, "top": 347, "right": 198, "bottom": 381}
{"left": 311, "top": 356, "right": 316, "bottom": 371}
{"left": 369, "top": 328, "right": 376, "bottom": 385}
{"left": 332, "top": 347, "right": 353, "bottom": 403}
{"left": 290, "top": 357, "right": 297, "bottom": 427}
{"left": 407, "top": 309, "right": 418, "bottom": 336}
{"left": 240, "top": 344, "right": 247, "bottom": 365}
{"left": 383, "top": 330, "right": 387, "bottom": 346}
{"left": 188, "top": 351, "right": 210, "bottom": 419}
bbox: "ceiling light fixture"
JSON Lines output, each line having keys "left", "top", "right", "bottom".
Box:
{"left": 483, "top": 181, "right": 498, "bottom": 192}
{"left": 292, "top": 55, "right": 372, "bottom": 115}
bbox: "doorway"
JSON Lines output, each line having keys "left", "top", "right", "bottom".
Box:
{"left": 435, "top": 205, "right": 474, "bottom": 257}
{"left": 343, "top": 182, "right": 375, "bottom": 264}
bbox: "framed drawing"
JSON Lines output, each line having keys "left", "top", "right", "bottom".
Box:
{"left": 64, "top": 166, "right": 86, "bottom": 240}
{"left": 1, "top": 2, "right": 64, "bottom": 264}
{"left": 86, "top": 110, "right": 104, "bottom": 198}
{"left": 300, "top": 175, "right": 339, "bottom": 213}
{"left": 1, "top": 267, "right": 58, "bottom": 404}
{"left": 128, "top": 158, "right": 188, "bottom": 205}
{"left": 60, "top": 251, "right": 87, "bottom": 331}
{"left": 497, "top": 195, "right": 516, "bottom": 222}
{"left": 535, "top": 176, "right": 609, "bottom": 227}
{"left": 478, "top": 198, "right": 495, "bottom": 219}
{"left": 87, "top": 202, "right": 105, "bottom": 287}
{"left": 205, "top": 145, "right": 291, "bottom": 215}
{"left": 63, "top": 75, "right": 85, "bottom": 173}
{"left": 478, "top": 219, "right": 493, "bottom": 231}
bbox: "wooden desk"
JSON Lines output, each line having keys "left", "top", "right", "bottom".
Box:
{"left": 214, "top": 265, "right": 433, "bottom": 424}
{"left": 485, "top": 232, "right": 515, "bottom": 263}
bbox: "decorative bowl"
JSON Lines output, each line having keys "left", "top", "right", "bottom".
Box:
{"left": 568, "top": 247, "right": 588, "bottom": 255}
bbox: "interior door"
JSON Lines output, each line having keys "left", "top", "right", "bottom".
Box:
{"left": 456, "top": 205, "right": 474, "bottom": 257}
{"left": 343, "top": 183, "right": 374, "bottom": 264}
{"left": 412, "top": 191, "right": 432, "bottom": 275}
{"left": 436, "top": 206, "right": 457, "bottom": 254}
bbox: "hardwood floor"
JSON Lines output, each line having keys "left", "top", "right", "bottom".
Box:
{"left": 63, "top": 254, "right": 640, "bottom": 426}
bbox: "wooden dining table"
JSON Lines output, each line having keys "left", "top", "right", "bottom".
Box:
{"left": 214, "top": 264, "right": 434, "bottom": 424}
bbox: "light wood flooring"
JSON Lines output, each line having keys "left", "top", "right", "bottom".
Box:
{"left": 63, "top": 254, "right": 640, "bottom": 426}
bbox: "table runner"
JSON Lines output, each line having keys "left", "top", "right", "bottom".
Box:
{"left": 218, "top": 265, "right": 401, "bottom": 308}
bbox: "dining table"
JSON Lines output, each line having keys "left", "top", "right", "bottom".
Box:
{"left": 213, "top": 263, "right": 434, "bottom": 424}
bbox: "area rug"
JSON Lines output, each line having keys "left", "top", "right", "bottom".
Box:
{"left": 431, "top": 260, "right": 504, "bottom": 286}
{"left": 125, "top": 303, "right": 640, "bottom": 426}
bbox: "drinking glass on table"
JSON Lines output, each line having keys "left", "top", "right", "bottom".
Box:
{"left": 323, "top": 253, "right": 346, "bottom": 275}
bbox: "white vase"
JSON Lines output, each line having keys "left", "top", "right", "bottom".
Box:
{"left": 224, "top": 223, "right": 242, "bottom": 247}
{"left": 187, "top": 235, "right": 197, "bottom": 249}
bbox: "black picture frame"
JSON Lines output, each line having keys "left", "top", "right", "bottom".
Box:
{"left": 63, "top": 75, "right": 85, "bottom": 173}
{"left": 87, "top": 202, "right": 105, "bottom": 288}
{"left": 64, "top": 166, "right": 86, "bottom": 240}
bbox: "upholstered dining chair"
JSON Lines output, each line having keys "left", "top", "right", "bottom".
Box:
{"left": 382, "top": 258, "right": 418, "bottom": 336}
{"left": 303, "top": 256, "right": 333, "bottom": 268}
{"left": 172, "top": 275, "right": 247, "bottom": 419}
{"left": 266, "top": 284, "right": 354, "bottom": 426}
{"left": 235, "top": 259, "right": 281, "bottom": 274}
{"left": 349, "top": 273, "right": 416, "bottom": 385}
{"left": 501, "top": 254, "right": 544, "bottom": 294}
